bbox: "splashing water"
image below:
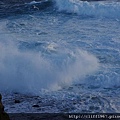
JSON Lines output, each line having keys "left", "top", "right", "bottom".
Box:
{"left": 0, "top": 40, "right": 99, "bottom": 94}
{"left": 0, "top": 0, "right": 120, "bottom": 113}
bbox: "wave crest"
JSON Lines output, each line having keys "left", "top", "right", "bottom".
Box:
{"left": 0, "top": 42, "right": 99, "bottom": 94}
{"left": 55, "top": 0, "right": 120, "bottom": 19}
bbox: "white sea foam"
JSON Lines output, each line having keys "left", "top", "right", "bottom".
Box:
{"left": 0, "top": 41, "right": 99, "bottom": 94}
{"left": 55, "top": 0, "right": 120, "bottom": 19}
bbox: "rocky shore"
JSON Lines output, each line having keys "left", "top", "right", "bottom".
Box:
{"left": 0, "top": 94, "right": 10, "bottom": 120}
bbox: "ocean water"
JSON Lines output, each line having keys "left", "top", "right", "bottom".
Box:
{"left": 0, "top": 0, "right": 120, "bottom": 113}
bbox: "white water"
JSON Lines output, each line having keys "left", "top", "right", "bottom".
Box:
{"left": 0, "top": 0, "right": 120, "bottom": 113}
{"left": 0, "top": 0, "right": 119, "bottom": 95}
{"left": 0, "top": 40, "right": 99, "bottom": 94}
{"left": 55, "top": 0, "right": 120, "bottom": 19}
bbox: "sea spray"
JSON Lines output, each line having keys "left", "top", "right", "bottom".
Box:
{"left": 0, "top": 42, "right": 99, "bottom": 94}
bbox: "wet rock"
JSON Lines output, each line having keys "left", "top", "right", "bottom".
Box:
{"left": 14, "top": 100, "right": 21, "bottom": 103}
{"left": 0, "top": 94, "right": 4, "bottom": 113}
{"left": 0, "top": 94, "right": 10, "bottom": 120}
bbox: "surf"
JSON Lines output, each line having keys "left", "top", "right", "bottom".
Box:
{"left": 0, "top": 40, "right": 99, "bottom": 94}
{"left": 1, "top": 0, "right": 120, "bottom": 19}
{"left": 55, "top": 0, "right": 120, "bottom": 19}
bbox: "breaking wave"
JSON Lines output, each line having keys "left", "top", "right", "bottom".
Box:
{"left": 55, "top": 0, "right": 120, "bottom": 19}
{"left": 1, "top": 0, "right": 120, "bottom": 19}
{"left": 0, "top": 41, "right": 99, "bottom": 94}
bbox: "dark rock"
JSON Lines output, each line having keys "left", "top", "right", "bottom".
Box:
{"left": 0, "top": 94, "right": 10, "bottom": 120}
{"left": 0, "top": 94, "right": 2, "bottom": 101}
{"left": 14, "top": 100, "right": 20, "bottom": 103}
{"left": 32, "top": 104, "right": 39, "bottom": 108}
{"left": 0, "top": 94, "right": 3, "bottom": 113}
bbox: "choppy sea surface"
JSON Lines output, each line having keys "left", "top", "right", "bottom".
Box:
{"left": 0, "top": 0, "right": 120, "bottom": 113}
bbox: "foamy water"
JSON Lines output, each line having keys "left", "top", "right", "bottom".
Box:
{"left": 55, "top": 0, "right": 120, "bottom": 19}
{"left": 0, "top": 41, "right": 99, "bottom": 93}
{"left": 0, "top": 0, "right": 120, "bottom": 113}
